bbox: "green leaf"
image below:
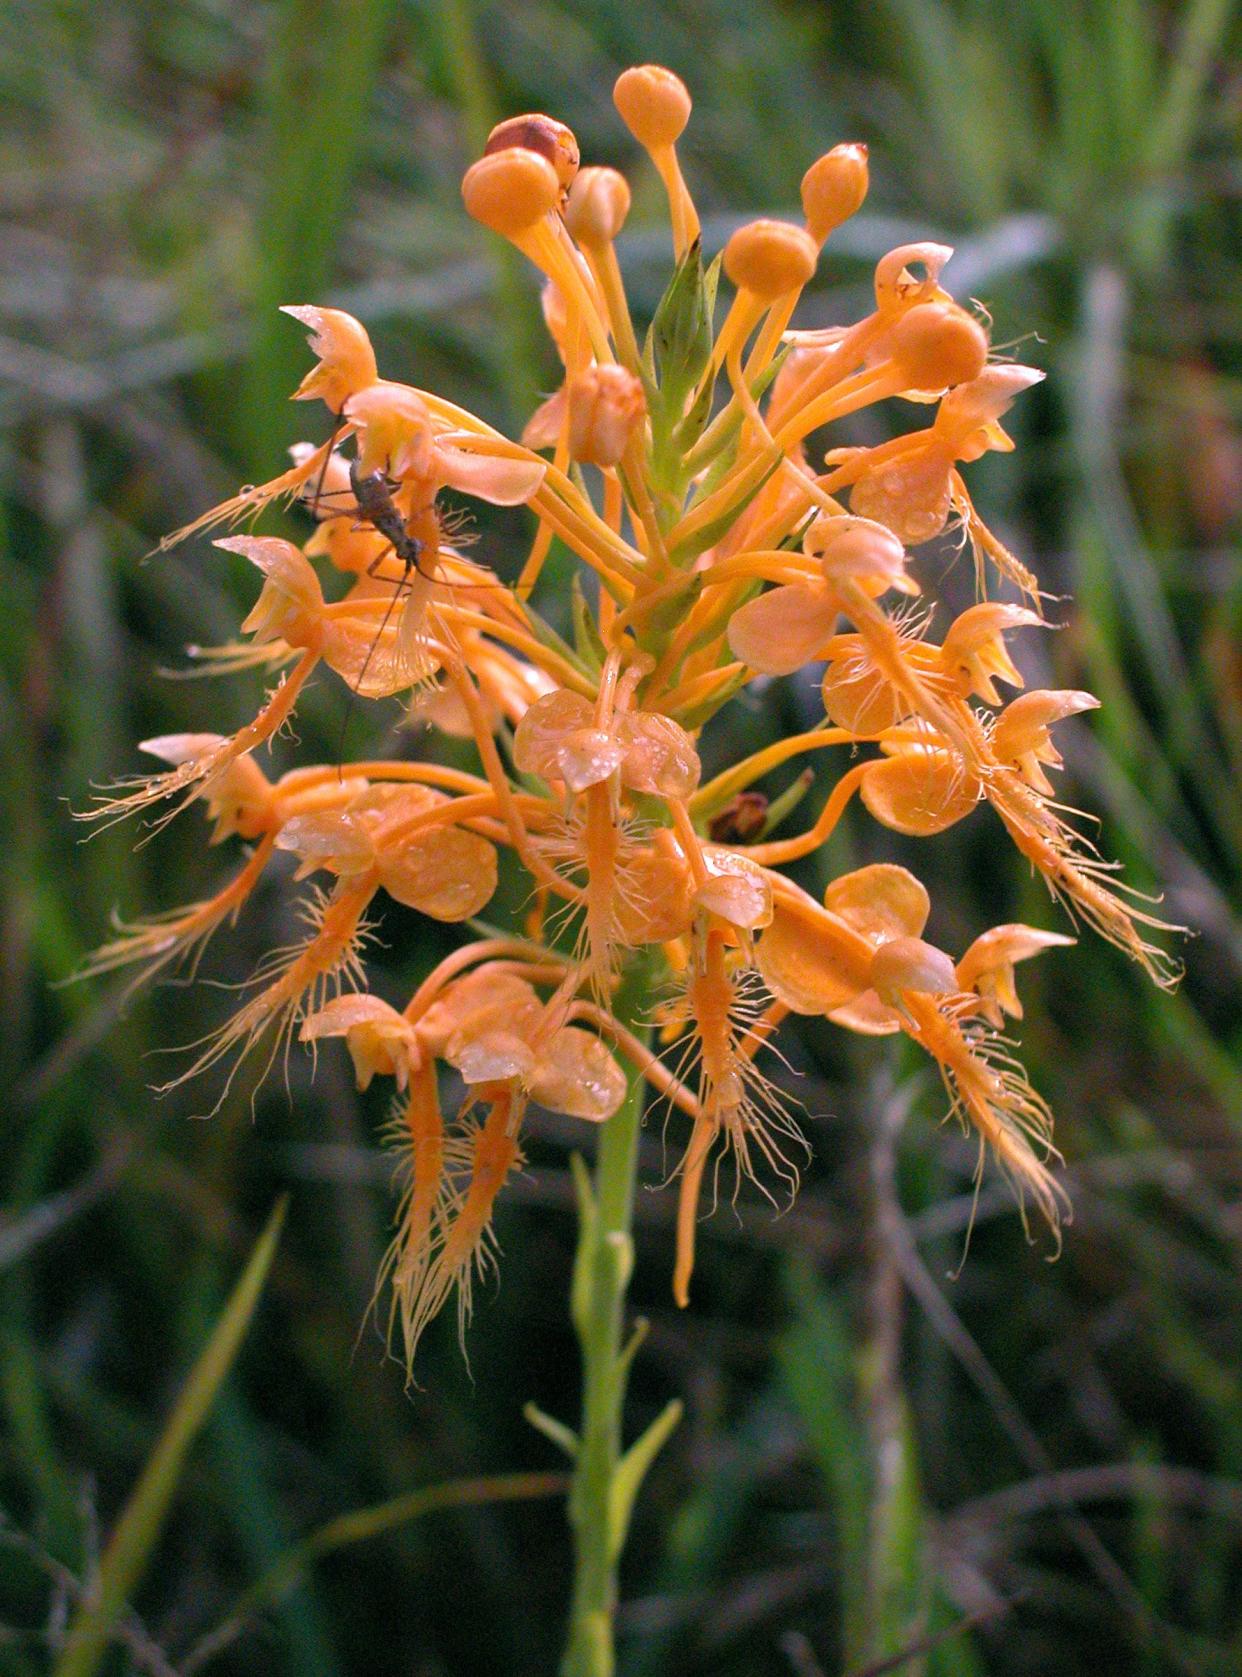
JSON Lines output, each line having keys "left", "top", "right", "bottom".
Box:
{"left": 523, "top": 602, "right": 594, "bottom": 680}
{"left": 524, "top": 1402, "right": 581, "bottom": 1459}
{"left": 608, "top": 1398, "right": 683, "bottom": 1563}
{"left": 758, "top": 768, "right": 815, "bottom": 838}
{"left": 53, "top": 1199, "right": 287, "bottom": 1677}
{"left": 669, "top": 452, "right": 783, "bottom": 566}
{"left": 223, "top": 1472, "right": 567, "bottom": 1629}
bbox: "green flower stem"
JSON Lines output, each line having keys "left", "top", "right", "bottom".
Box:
{"left": 562, "top": 959, "right": 660, "bottom": 1677}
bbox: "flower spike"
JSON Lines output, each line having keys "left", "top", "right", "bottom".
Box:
{"left": 87, "top": 65, "right": 1180, "bottom": 1356}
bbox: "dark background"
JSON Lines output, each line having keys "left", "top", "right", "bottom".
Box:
{"left": 1, "top": 2, "right": 1240, "bottom": 1672}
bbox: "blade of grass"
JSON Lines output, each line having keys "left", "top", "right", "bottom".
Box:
{"left": 51, "top": 1198, "right": 287, "bottom": 1677}
{"left": 181, "top": 1470, "right": 566, "bottom": 1673}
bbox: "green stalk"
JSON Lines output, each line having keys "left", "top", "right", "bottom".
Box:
{"left": 560, "top": 957, "right": 680, "bottom": 1677}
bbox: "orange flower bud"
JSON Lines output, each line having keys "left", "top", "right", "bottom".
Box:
{"left": 564, "top": 166, "right": 632, "bottom": 245}
{"left": 462, "top": 148, "right": 561, "bottom": 237}
{"left": 484, "top": 113, "right": 579, "bottom": 193}
{"left": 800, "top": 143, "right": 869, "bottom": 242}
{"left": 566, "top": 363, "right": 646, "bottom": 467}
{"left": 889, "top": 302, "right": 989, "bottom": 392}
{"left": 613, "top": 64, "right": 692, "bottom": 149}
{"left": 723, "top": 219, "right": 819, "bottom": 299}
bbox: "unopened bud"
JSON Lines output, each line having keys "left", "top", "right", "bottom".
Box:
{"left": 564, "top": 165, "right": 632, "bottom": 245}
{"left": 889, "top": 302, "right": 989, "bottom": 391}
{"left": 613, "top": 64, "right": 692, "bottom": 149}
{"left": 485, "top": 113, "right": 579, "bottom": 193}
{"left": 462, "top": 148, "right": 561, "bottom": 237}
{"left": 723, "top": 219, "right": 818, "bottom": 299}
{"left": 801, "top": 143, "right": 869, "bottom": 241}
{"left": 567, "top": 363, "right": 646, "bottom": 467}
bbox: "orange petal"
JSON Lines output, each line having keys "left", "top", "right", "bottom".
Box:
{"left": 380, "top": 828, "right": 498, "bottom": 920}
{"left": 824, "top": 862, "right": 930, "bottom": 944}
{"left": 281, "top": 304, "right": 378, "bottom": 409}
{"left": 860, "top": 749, "right": 980, "bottom": 836}
{"left": 619, "top": 712, "right": 701, "bottom": 798}
{"left": 513, "top": 689, "right": 595, "bottom": 781}
{"left": 726, "top": 583, "right": 839, "bottom": 676}
{"left": 530, "top": 1027, "right": 627, "bottom": 1121}
{"left": 828, "top": 989, "right": 902, "bottom": 1035}
{"left": 694, "top": 848, "right": 773, "bottom": 930}
{"left": 435, "top": 441, "right": 547, "bottom": 506}
{"left": 870, "top": 936, "right": 958, "bottom": 1002}
{"left": 755, "top": 895, "right": 871, "bottom": 1014}
{"left": 276, "top": 812, "right": 374, "bottom": 878}
{"left": 421, "top": 972, "right": 542, "bottom": 1056}
{"left": 821, "top": 637, "right": 906, "bottom": 733}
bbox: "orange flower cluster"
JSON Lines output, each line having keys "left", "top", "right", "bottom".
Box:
{"left": 86, "top": 66, "right": 1178, "bottom": 1365}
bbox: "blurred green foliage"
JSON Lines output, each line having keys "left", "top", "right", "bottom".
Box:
{"left": 0, "top": 1, "right": 1239, "bottom": 1672}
